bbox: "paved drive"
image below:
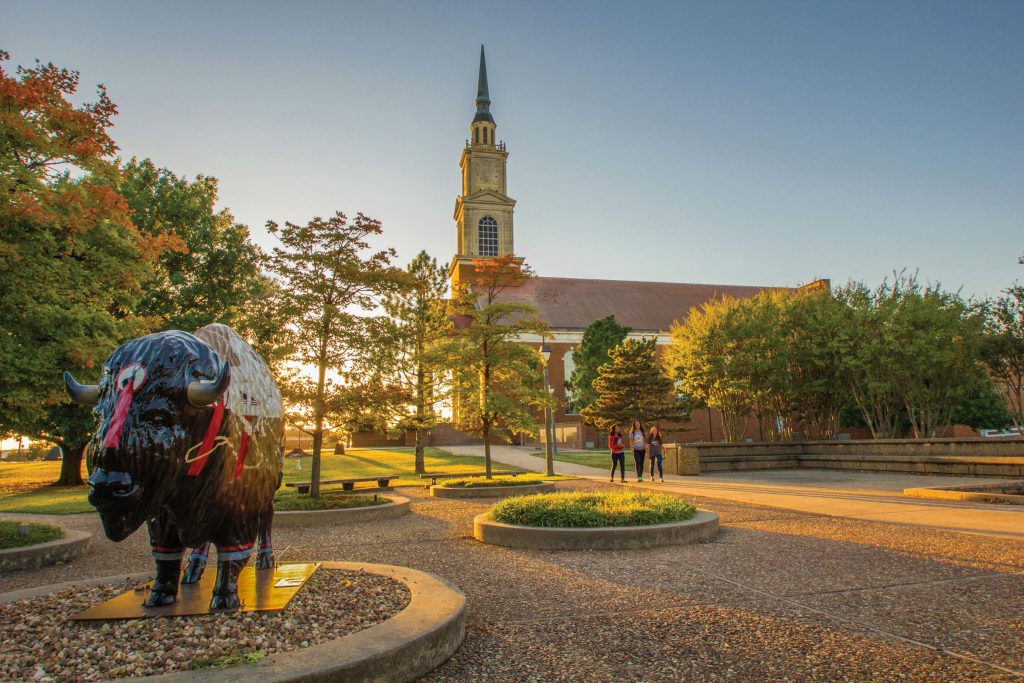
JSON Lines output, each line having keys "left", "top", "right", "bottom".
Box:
{"left": 453, "top": 445, "right": 1024, "bottom": 541}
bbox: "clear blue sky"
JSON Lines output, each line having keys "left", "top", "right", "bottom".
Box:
{"left": 4, "top": 0, "right": 1022, "bottom": 298}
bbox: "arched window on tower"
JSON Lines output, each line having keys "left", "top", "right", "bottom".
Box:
{"left": 478, "top": 216, "right": 498, "bottom": 256}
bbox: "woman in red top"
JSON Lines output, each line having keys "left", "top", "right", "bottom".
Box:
{"left": 608, "top": 424, "right": 626, "bottom": 483}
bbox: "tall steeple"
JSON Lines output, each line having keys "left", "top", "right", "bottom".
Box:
{"left": 450, "top": 45, "right": 521, "bottom": 291}
{"left": 474, "top": 45, "right": 494, "bottom": 124}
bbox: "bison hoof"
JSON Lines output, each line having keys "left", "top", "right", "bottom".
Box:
{"left": 143, "top": 590, "right": 177, "bottom": 607}
{"left": 181, "top": 561, "right": 206, "bottom": 585}
{"left": 209, "top": 593, "right": 241, "bottom": 610}
{"left": 255, "top": 554, "right": 274, "bottom": 570}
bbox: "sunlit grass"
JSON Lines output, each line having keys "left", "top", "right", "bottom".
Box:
{"left": 0, "top": 446, "right": 536, "bottom": 514}
{"left": 489, "top": 491, "right": 696, "bottom": 528}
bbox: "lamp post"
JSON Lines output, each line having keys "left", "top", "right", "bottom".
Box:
{"left": 540, "top": 344, "right": 555, "bottom": 476}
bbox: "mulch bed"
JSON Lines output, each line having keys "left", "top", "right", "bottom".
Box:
{"left": 0, "top": 569, "right": 410, "bottom": 681}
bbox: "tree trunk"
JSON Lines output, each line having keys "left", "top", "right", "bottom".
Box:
{"left": 415, "top": 428, "right": 426, "bottom": 474}
{"left": 311, "top": 360, "right": 328, "bottom": 499}
{"left": 483, "top": 421, "right": 492, "bottom": 479}
{"left": 55, "top": 441, "right": 87, "bottom": 486}
{"left": 414, "top": 364, "right": 427, "bottom": 474}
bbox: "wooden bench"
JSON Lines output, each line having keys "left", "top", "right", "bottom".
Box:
{"left": 285, "top": 475, "right": 398, "bottom": 495}
{"left": 419, "top": 470, "right": 528, "bottom": 486}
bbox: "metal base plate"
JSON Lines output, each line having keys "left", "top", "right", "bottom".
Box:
{"left": 71, "top": 562, "right": 321, "bottom": 620}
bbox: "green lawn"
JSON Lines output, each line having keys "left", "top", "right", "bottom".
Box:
{"left": 0, "top": 447, "right": 552, "bottom": 514}
{"left": 534, "top": 450, "right": 612, "bottom": 470}
{"left": 281, "top": 446, "right": 529, "bottom": 488}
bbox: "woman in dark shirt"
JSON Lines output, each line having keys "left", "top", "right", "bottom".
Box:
{"left": 648, "top": 425, "right": 665, "bottom": 482}
{"left": 608, "top": 425, "right": 625, "bottom": 483}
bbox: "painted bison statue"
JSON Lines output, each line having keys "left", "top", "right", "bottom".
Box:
{"left": 64, "top": 324, "right": 283, "bottom": 610}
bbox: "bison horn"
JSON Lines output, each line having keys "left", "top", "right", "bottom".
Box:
{"left": 187, "top": 363, "right": 231, "bottom": 407}
{"left": 64, "top": 371, "right": 100, "bottom": 406}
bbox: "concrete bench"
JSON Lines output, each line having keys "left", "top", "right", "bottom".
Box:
{"left": 285, "top": 476, "right": 398, "bottom": 494}
{"left": 419, "top": 470, "right": 527, "bottom": 486}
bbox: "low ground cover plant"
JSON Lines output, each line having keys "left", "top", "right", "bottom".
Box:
{"left": 489, "top": 491, "right": 696, "bottom": 528}
{"left": 0, "top": 520, "right": 64, "bottom": 549}
{"left": 274, "top": 492, "right": 389, "bottom": 512}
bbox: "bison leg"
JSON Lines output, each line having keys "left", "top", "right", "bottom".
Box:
{"left": 209, "top": 542, "right": 253, "bottom": 610}
{"left": 255, "top": 518, "right": 274, "bottom": 570}
{"left": 144, "top": 519, "right": 183, "bottom": 607}
{"left": 181, "top": 542, "right": 212, "bottom": 585}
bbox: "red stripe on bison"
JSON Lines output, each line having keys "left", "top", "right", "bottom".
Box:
{"left": 186, "top": 398, "right": 226, "bottom": 477}
{"left": 101, "top": 385, "right": 136, "bottom": 449}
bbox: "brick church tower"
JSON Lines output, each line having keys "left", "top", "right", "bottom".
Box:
{"left": 449, "top": 45, "right": 524, "bottom": 291}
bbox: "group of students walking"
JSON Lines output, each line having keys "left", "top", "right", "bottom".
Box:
{"left": 607, "top": 420, "right": 665, "bottom": 483}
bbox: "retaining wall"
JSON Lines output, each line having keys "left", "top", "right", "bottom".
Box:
{"left": 662, "top": 438, "right": 1024, "bottom": 478}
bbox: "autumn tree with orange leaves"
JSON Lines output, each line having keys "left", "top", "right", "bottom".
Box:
{"left": 0, "top": 51, "right": 169, "bottom": 484}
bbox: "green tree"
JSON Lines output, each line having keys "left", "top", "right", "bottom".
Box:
{"left": 0, "top": 52, "right": 161, "bottom": 484}
{"left": 980, "top": 285, "right": 1024, "bottom": 428}
{"left": 267, "top": 211, "right": 398, "bottom": 497}
{"left": 449, "top": 256, "right": 550, "bottom": 477}
{"left": 951, "top": 372, "right": 1013, "bottom": 430}
{"left": 119, "top": 158, "right": 269, "bottom": 333}
{"left": 582, "top": 338, "right": 690, "bottom": 432}
{"left": 567, "top": 315, "right": 630, "bottom": 420}
{"left": 782, "top": 289, "right": 849, "bottom": 440}
{"left": 882, "top": 275, "right": 986, "bottom": 437}
{"left": 833, "top": 282, "right": 904, "bottom": 438}
{"left": 377, "top": 252, "right": 454, "bottom": 473}
{"left": 667, "top": 296, "right": 753, "bottom": 442}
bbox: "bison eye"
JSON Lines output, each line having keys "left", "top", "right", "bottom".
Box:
{"left": 144, "top": 410, "right": 174, "bottom": 428}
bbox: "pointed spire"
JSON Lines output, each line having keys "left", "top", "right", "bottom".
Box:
{"left": 473, "top": 44, "right": 494, "bottom": 124}
{"left": 477, "top": 45, "right": 490, "bottom": 105}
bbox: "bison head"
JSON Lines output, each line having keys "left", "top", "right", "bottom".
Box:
{"left": 65, "top": 331, "right": 230, "bottom": 541}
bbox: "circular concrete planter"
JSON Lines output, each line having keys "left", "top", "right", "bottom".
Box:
{"left": 431, "top": 481, "right": 555, "bottom": 499}
{"left": 0, "top": 528, "right": 91, "bottom": 574}
{"left": 273, "top": 495, "right": 411, "bottom": 528}
{"left": 0, "top": 561, "right": 466, "bottom": 683}
{"left": 474, "top": 510, "right": 719, "bottom": 550}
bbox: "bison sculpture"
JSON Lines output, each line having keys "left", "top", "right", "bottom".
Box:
{"left": 64, "top": 324, "right": 283, "bottom": 610}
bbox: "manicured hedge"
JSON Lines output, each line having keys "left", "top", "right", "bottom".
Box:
{"left": 274, "top": 492, "right": 389, "bottom": 511}
{"left": 439, "top": 476, "right": 542, "bottom": 488}
{"left": 489, "top": 491, "right": 696, "bottom": 528}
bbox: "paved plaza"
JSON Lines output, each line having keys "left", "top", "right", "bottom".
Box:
{"left": 3, "top": 476, "right": 1023, "bottom": 681}
{"left": 451, "top": 445, "right": 1024, "bottom": 541}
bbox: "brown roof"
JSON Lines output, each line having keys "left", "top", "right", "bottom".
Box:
{"left": 483, "top": 276, "right": 780, "bottom": 332}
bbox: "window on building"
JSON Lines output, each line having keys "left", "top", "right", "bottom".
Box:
{"left": 478, "top": 216, "right": 498, "bottom": 256}
{"left": 564, "top": 350, "right": 579, "bottom": 415}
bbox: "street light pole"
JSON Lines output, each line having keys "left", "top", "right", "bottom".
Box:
{"left": 540, "top": 344, "right": 555, "bottom": 477}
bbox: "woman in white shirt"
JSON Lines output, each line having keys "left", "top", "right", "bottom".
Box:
{"left": 628, "top": 419, "right": 646, "bottom": 482}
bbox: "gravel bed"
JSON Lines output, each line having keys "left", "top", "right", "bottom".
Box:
{"left": 0, "top": 569, "right": 410, "bottom": 681}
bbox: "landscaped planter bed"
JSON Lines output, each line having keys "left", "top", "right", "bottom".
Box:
{"left": 273, "top": 495, "right": 411, "bottom": 527}
{"left": 0, "top": 561, "right": 465, "bottom": 683}
{"left": 475, "top": 511, "right": 719, "bottom": 550}
{"left": 473, "top": 491, "right": 719, "bottom": 550}
{"left": 430, "top": 481, "right": 555, "bottom": 499}
{"left": 0, "top": 524, "right": 90, "bottom": 574}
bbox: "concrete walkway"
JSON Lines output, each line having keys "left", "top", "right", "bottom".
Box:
{"left": 453, "top": 445, "right": 1024, "bottom": 541}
